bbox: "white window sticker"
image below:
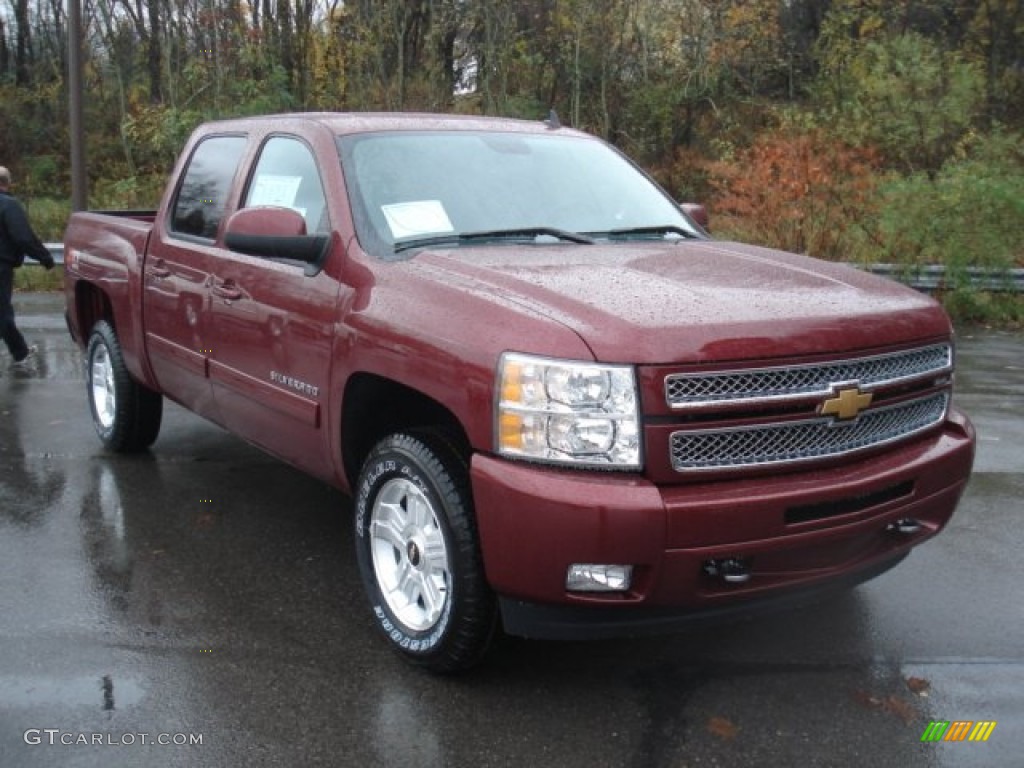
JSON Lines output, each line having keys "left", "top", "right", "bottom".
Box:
{"left": 249, "top": 175, "right": 303, "bottom": 209}
{"left": 381, "top": 200, "right": 454, "bottom": 239}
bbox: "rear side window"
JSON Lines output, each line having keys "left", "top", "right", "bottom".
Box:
{"left": 170, "top": 136, "right": 247, "bottom": 239}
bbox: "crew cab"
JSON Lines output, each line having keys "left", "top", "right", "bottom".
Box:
{"left": 63, "top": 113, "right": 976, "bottom": 672}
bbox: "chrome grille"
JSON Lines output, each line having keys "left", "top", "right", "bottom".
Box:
{"left": 666, "top": 344, "right": 952, "bottom": 409}
{"left": 670, "top": 392, "right": 949, "bottom": 472}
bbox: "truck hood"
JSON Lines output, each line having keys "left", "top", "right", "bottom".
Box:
{"left": 413, "top": 240, "right": 951, "bottom": 364}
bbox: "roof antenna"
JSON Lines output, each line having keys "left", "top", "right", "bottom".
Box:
{"left": 545, "top": 108, "right": 561, "bottom": 130}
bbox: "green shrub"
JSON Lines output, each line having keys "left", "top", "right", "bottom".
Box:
{"left": 868, "top": 130, "right": 1023, "bottom": 272}
{"left": 21, "top": 198, "right": 71, "bottom": 242}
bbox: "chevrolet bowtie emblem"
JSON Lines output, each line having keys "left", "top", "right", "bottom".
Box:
{"left": 820, "top": 387, "right": 873, "bottom": 420}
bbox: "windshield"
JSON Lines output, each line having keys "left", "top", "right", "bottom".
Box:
{"left": 336, "top": 131, "right": 699, "bottom": 258}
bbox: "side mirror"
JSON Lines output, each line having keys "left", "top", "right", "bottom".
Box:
{"left": 224, "top": 206, "right": 330, "bottom": 276}
{"left": 680, "top": 203, "right": 710, "bottom": 233}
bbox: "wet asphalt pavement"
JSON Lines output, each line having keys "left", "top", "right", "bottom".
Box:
{"left": 1, "top": 293, "right": 1021, "bottom": 768}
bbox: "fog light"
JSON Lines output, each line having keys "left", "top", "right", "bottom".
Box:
{"left": 566, "top": 564, "right": 633, "bottom": 592}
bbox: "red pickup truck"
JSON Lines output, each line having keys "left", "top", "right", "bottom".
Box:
{"left": 64, "top": 113, "right": 975, "bottom": 672}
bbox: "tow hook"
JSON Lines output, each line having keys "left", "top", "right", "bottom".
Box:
{"left": 703, "top": 558, "right": 752, "bottom": 584}
{"left": 888, "top": 518, "right": 923, "bottom": 535}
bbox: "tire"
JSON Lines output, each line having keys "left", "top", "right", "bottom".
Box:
{"left": 86, "top": 320, "right": 163, "bottom": 452}
{"left": 354, "top": 431, "right": 496, "bottom": 673}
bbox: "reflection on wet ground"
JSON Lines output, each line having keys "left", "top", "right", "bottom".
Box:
{"left": 2, "top": 296, "right": 1022, "bottom": 767}
{"left": 0, "top": 674, "right": 144, "bottom": 710}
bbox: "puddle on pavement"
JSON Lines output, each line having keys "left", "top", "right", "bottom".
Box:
{"left": 0, "top": 674, "right": 145, "bottom": 710}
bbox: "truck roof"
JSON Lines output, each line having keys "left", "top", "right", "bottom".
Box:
{"left": 196, "top": 111, "right": 584, "bottom": 138}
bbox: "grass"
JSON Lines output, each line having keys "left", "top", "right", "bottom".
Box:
{"left": 13, "top": 197, "right": 67, "bottom": 293}
{"left": 15, "top": 265, "right": 64, "bottom": 292}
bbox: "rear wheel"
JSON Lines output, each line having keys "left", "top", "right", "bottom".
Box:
{"left": 354, "top": 431, "right": 496, "bottom": 673}
{"left": 86, "top": 320, "right": 162, "bottom": 452}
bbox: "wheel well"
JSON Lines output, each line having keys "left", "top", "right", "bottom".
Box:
{"left": 74, "top": 282, "right": 114, "bottom": 342}
{"left": 341, "top": 373, "right": 471, "bottom": 487}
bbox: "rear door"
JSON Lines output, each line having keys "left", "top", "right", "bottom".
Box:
{"left": 205, "top": 134, "right": 341, "bottom": 480}
{"left": 144, "top": 135, "right": 248, "bottom": 421}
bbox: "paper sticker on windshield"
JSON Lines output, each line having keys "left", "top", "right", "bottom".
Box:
{"left": 249, "top": 175, "right": 303, "bottom": 208}
{"left": 382, "top": 201, "right": 454, "bottom": 239}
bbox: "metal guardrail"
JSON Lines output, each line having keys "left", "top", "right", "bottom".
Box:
{"left": 45, "top": 242, "right": 65, "bottom": 265}
{"left": 38, "top": 243, "right": 1023, "bottom": 293}
{"left": 859, "top": 263, "right": 1024, "bottom": 293}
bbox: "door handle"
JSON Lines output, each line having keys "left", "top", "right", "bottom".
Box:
{"left": 149, "top": 259, "right": 171, "bottom": 279}
{"left": 211, "top": 280, "right": 243, "bottom": 301}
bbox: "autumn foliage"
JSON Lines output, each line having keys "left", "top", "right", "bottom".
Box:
{"left": 707, "top": 132, "right": 880, "bottom": 261}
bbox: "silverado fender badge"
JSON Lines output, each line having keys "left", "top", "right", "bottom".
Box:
{"left": 820, "top": 386, "right": 873, "bottom": 421}
{"left": 270, "top": 370, "right": 319, "bottom": 398}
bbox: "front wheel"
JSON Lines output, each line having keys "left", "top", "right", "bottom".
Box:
{"left": 86, "top": 320, "right": 163, "bottom": 452}
{"left": 354, "top": 432, "right": 496, "bottom": 673}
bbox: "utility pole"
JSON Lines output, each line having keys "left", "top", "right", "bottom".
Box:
{"left": 68, "top": 0, "right": 87, "bottom": 211}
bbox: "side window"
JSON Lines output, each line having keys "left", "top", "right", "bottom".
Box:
{"left": 170, "top": 136, "right": 247, "bottom": 239}
{"left": 244, "top": 136, "right": 329, "bottom": 234}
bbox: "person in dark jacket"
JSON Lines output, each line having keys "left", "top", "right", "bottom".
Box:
{"left": 0, "top": 166, "right": 55, "bottom": 365}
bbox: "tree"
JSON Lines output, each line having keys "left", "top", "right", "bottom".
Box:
{"left": 13, "top": 0, "right": 31, "bottom": 85}
{"left": 962, "top": 0, "right": 1024, "bottom": 124}
{"left": 818, "top": 32, "right": 984, "bottom": 175}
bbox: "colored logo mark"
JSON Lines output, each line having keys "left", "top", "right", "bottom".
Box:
{"left": 820, "top": 386, "right": 873, "bottom": 420}
{"left": 920, "top": 720, "right": 997, "bottom": 742}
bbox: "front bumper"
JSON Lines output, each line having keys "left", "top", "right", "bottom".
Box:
{"left": 470, "top": 408, "right": 975, "bottom": 640}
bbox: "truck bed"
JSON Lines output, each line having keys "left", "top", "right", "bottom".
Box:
{"left": 63, "top": 210, "right": 155, "bottom": 379}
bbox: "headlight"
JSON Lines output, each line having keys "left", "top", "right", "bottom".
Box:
{"left": 496, "top": 352, "right": 641, "bottom": 469}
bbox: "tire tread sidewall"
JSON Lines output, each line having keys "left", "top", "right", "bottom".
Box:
{"left": 355, "top": 432, "right": 494, "bottom": 673}
{"left": 86, "top": 320, "right": 162, "bottom": 452}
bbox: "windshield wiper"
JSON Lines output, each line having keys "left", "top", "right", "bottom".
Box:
{"left": 394, "top": 227, "right": 595, "bottom": 253}
{"left": 594, "top": 225, "right": 698, "bottom": 241}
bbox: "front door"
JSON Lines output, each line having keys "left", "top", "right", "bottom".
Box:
{"left": 205, "top": 135, "right": 341, "bottom": 480}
